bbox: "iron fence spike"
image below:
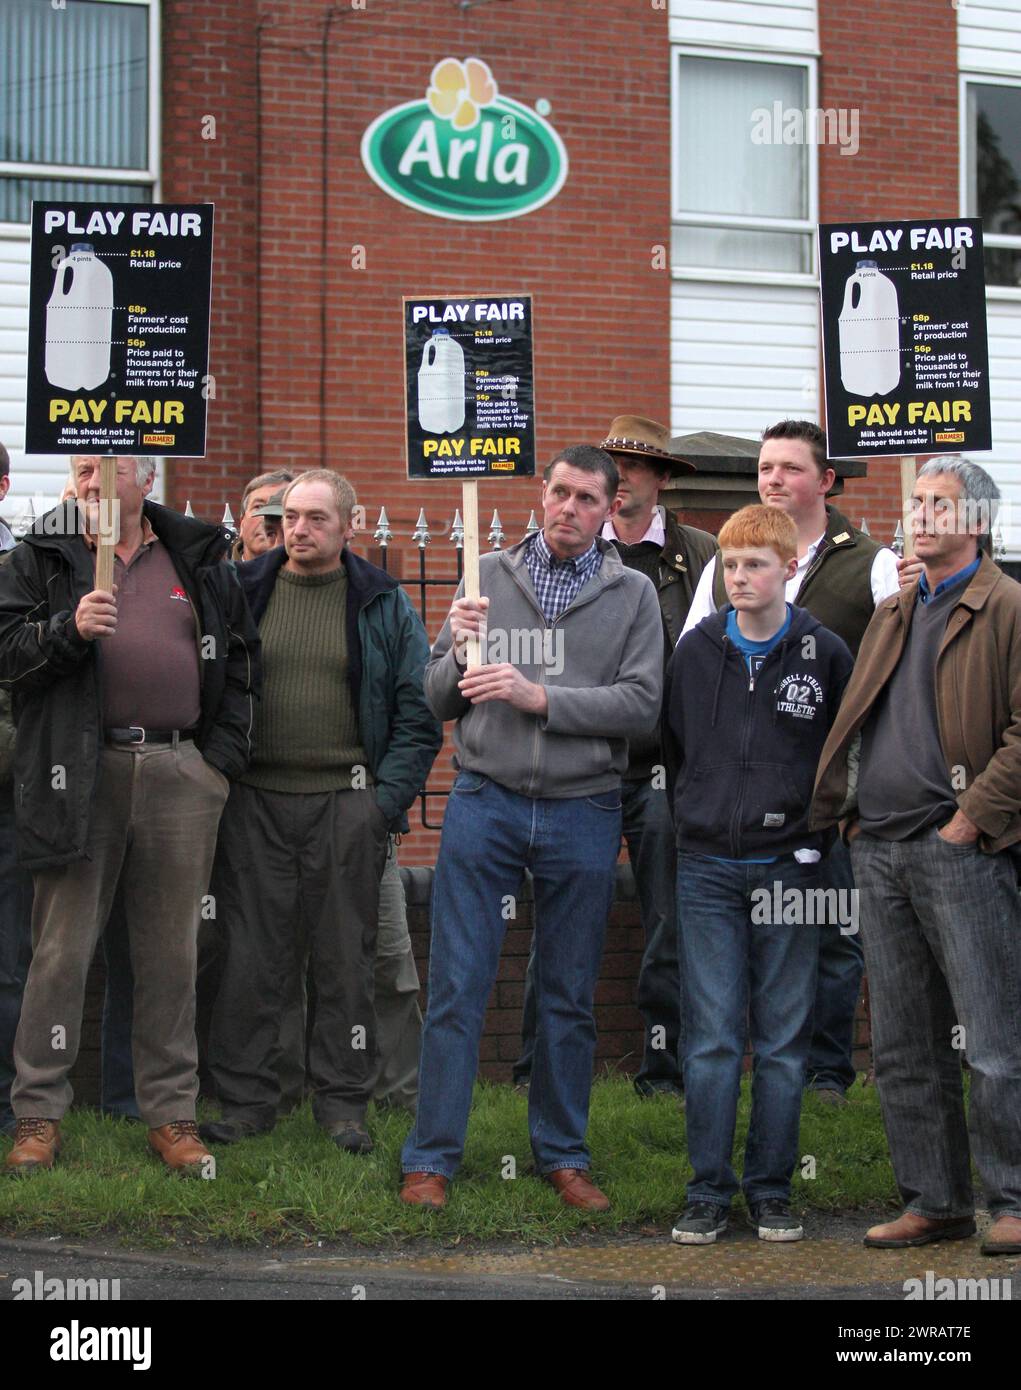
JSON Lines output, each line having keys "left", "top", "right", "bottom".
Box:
{"left": 374, "top": 506, "right": 393, "bottom": 546}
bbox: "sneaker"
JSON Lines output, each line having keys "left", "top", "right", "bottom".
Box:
{"left": 671, "top": 1201, "right": 728, "bottom": 1245}
{"left": 749, "top": 1198, "right": 803, "bottom": 1242}
{"left": 330, "top": 1122, "right": 374, "bottom": 1155}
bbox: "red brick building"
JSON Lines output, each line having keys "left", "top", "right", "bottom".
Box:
{"left": 8, "top": 0, "right": 1016, "bottom": 1079}
{"left": 3, "top": 0, "right": 1020, "bottom": 872}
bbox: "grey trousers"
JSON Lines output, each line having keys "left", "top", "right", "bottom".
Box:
{"left": 275, "top": 839, "right": 422, "bottom": 1114}
{"left": 13, "top": 743, "right": 227, "bottom": 1127}
{"left": 851, "top": 826, "right": 1021, "bottom": 1219}
{"left": 208, "top": 782, "right": 389, "bottom": 1128}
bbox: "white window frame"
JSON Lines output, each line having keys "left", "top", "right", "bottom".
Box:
{"left": 959, "top": 70, "right": 1021, "bottom": 304}
{"left": 0, "top": 0, "right": 161, "bottom": 242}
{"left": 671, "top": 44, "right": 819, "bottom": 288}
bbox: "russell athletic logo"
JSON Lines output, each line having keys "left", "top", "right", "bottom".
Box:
{"left": 361, "top": 57, "right": 568, "bottom": 221}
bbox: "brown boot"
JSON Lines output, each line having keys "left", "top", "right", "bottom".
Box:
{"left": 4, "top": 1118, "right": 61, "bottom": 1173}
{"left": 981, "top": 1214, "right": 1021, "bottom": 1256}
{"left": 148, "top": 1121, "right": 213, "bottom": 1175}
{"left": 399, "top": 1172, "right": 449, "bottom": 1208}
{"left": 864, "top": 1211, "right": 975, "bottom": 1248}
{"left": 545, "top": 1168, "right": 610, "bottom": 1212}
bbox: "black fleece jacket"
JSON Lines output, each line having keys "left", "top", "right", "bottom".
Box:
{"left": 662, "top": 605, "right": 853, "bottom": 859}
{"left": 0, "top": 500, "right": 260, "bottom": 868}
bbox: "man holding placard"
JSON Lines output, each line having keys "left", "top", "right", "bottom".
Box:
{"left": 401, "top": 445, "right": 663, "bottom": 1211}
{"left": 0, "top": 456, "right": 258, "bottom": 1174}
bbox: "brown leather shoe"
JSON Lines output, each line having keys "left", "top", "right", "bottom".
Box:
{"left": 545, "top": 1168, "right": 610, "bottom": 1212}
{"left": 4, "top": 1118, "right": 61, "bottom": 1173}
{"left": 981, "top": 1214, "right": 1021, "bottom": 1256}
{"left": 864, "top": 1211, "right": 976, "bottom": 1248}
{"left": 400, "top": 1171, "right": 448, "bottom": 1208}
{"left": 148, "top": 1121, "right": 213, "bottom": 1175}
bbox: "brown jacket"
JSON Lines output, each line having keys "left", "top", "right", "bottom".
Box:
{"left": 811, "top": 554, "right": 1021, "bottom": 853}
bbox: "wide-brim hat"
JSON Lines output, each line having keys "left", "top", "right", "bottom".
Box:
{"left": 599, "top": 416, "right": 697, "bottom": 476}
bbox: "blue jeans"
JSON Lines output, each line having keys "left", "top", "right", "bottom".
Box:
{"left": 805, "top": 837, "right": 863, "bottom": 1093}
{"left": 851, "top": 828, "right": 1021, "bottom": 1218}
{"left": 513, "top": 778, "right": 683, "bottom": 1089}
{"left": 402, "top": 773, "right": 621, "bottom": 1178}
{"left": 677, "top": 852, "right": 820, "bottom": 1208}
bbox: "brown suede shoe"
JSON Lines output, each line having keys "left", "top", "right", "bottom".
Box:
{"left": 4, "top": 1118, "right": 61, "bottom": 1173}
{"left": 399, "top": 1171, "right": 448, "bottom": 1208}
{"left": 981, "top": 1214, "right": 1021, "bottom": 1256}
{"left": 148, "top": 1121, "right": 213, "bottom": 1176}
{"left": 864, "top": 1211, "right": 976, "bottom": 1248}
{"left": 546, "top": 1168, "right": 610, "bottom": 1212}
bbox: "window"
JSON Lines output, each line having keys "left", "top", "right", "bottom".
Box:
{"left": 672, "top": 50, "right": 816, "bottom": 279}
{"left": 963, "top": 79, "right": 1021, "bottom": 290}
{"left": 0, "top": 0, "right": 157, "bottom": 224}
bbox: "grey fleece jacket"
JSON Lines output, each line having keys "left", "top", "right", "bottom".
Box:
{"left": 426, "top": 534, "right": 663, "bottom": 798}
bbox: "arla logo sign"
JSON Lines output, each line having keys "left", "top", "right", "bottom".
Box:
{"left": 361, "top": 57, "right": 568, "bottom": 221}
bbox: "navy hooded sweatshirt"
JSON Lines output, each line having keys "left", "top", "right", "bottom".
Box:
{"left": 662, "top": 605, "right": 853, "bottom": 860}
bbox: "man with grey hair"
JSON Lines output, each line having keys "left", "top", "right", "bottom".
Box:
{"left": 233, "top": 469, "right": 295, "bottom": 561}
{"left": 0, "top": 454, "right": 259, "bottom": 1174}
{"left": 202, "top": 468, "right": 440, "bottom": 1154}
{"left": 813, "top": 456, "right": 1021, "bottom": 1257}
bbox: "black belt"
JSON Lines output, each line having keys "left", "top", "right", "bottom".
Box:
{"left": 105, "top": 727, "right": 196, "bottom": 746}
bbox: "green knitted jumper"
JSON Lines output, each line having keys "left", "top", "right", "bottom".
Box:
{"left": 242, "top": 566, "right": 371, "bottom": 793}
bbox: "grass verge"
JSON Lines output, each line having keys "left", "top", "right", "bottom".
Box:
{"left": 0, "top": 1076, "right": 899, "bottom": 1248}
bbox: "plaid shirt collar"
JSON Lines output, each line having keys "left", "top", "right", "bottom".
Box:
{"left": 525, "top": 530, "right": 602, "bottom": 623}
{"left": 531, "top": 528, "right": 599, "bottom": 578}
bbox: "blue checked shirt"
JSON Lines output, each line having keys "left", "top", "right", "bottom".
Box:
{"left": 524, "top": 530, "right": 603, "bottom": 623}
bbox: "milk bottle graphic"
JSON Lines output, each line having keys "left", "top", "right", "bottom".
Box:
{"left": 417, "top": 328, "right": 465, "bottom": 433}
{"left": 45, "top": 242, "right": 114, "bottom": 391}
{"left": 838, "top": 259, "right": 901, "bottom": 397}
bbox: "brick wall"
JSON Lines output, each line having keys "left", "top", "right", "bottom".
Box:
{"left": 159, "top": 0, "right": 674, "bottom": 865}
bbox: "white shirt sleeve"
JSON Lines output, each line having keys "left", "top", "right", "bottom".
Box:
{"left": 870, "top": 547, "right": 900, "bottom": 605}
{"left": 679, "top": 554, "right": 718, "bottom": 643}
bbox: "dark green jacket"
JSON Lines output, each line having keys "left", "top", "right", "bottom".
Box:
{"left": 615, "top": 509, "right": 716, "bottom": 780}
{"left": 652, "top": 510, "right": 719, "bottom": 652}
{"left": 238, "top": 545, "right": 441, "bottom": 830}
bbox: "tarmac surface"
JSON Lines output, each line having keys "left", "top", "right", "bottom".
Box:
{"left": 2, "top": 1210, "right": 1019, "bottom": 1301}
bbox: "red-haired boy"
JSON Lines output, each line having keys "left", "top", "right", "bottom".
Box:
{"left": 663, "top": 505, "right": 853, "bottom": 1243}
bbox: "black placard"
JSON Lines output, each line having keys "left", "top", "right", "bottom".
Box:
{"left": 25, "top": 202, "right": 214, "bottom": 456}
{"left": 404, "top": 294, "right": 535, "bottom": 479}
{"left": 819, "top": 218, "right": 991, "bottom": 459}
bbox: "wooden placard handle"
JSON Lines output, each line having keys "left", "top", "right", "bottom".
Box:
{"left": 95, "top": 456, "right": 118, "bottom": 592}
{"left": 900, "top": 457, "right": 916, "bottom": 560}
{"left": 461, "top": 480, "right": 482, "bottom": 670}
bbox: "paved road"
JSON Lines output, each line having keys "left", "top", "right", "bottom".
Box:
{"left": 1, "top": 1211, "right": 1018, "bottom": 1301}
